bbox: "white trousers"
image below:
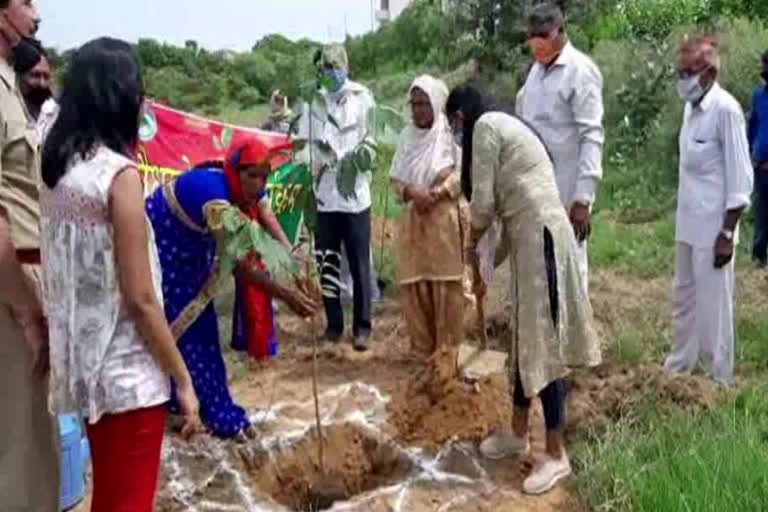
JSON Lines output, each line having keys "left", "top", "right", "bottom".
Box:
{"left": 665, "top": 242, "right": 734, "bottom": 383}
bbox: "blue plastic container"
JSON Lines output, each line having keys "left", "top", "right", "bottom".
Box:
{"left": 58, "top": 414, "right": 87, "bottom": 510}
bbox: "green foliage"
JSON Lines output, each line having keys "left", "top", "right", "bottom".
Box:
{"left": 735, "top": 313, "right": 768, "bottom": 373}
{"left": 216, "top": 205, "right": 299, "bottom": 278}
{"left": 585, "top": 0, "right": 714, "bottom": 43}
{"left": 346, "top": 0, "right": 454, "bottom": 79}
{"left": 572, "top": 387, "right": 768, "bottom": 512}
{"left": 590, "top": 17, "right": 768, "bottom": 219}
{"left": 589, "top": 215, "right": 676, "bottom": 278}
{"left": 133, "top": 35, "right": 318, "bottom": 116}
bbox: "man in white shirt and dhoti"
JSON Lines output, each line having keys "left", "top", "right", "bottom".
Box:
{"left": 517, "top": 3, "right": 604, "bottom": 292}
{"left": 665, "top": 35, "right": 753, "bottom": 384}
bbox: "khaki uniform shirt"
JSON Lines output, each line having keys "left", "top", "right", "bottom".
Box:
{"left": 0, "top": 58, "right": 40, "bottom": 249}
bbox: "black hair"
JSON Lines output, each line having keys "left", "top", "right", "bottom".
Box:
{"left": 446, "top": 83, "right": 514, "bottom": 200}
{"left": 42, "top": 37, "right": 143, "bottom": 189}
{"left": 13, "top": 37, "right": 46, "bottom": 75}
{"left": 762, "top": 49, "right": 768, "bottom": 63}
{"left": 0, "top": 1, "right": 10, "bottom": 8}
{"left": 446, "top": 82, "right": 552, "bottom": 201}
{"left": 191, "top": 160, "right": 224, "bottom": 171}
{"left": 529, "top": 3, "right": 564, "bottom": 31}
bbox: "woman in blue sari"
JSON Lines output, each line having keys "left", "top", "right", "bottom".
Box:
{"left": 146, "top": 140, "right": 318, "bottom": 439}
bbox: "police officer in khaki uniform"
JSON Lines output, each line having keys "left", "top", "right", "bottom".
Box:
{"left": 0, "top": 1, "right": 60, "bottom": 510}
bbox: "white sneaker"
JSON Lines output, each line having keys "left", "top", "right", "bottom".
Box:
{"left": 522, "top": 454, "right": 572, "bottom": 495}
{"left": 479, "top": 427, "right": 530, "bottom": 460}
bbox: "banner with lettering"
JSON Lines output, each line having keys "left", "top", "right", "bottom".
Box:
{"left": 137, "top": 102, "right": 307, "bottom": 244}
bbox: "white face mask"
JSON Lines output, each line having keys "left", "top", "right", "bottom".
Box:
{"left": 677, "top": 74, "right": 706, "bottom": 103}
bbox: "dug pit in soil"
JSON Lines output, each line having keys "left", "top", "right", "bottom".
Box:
{"left": 242, "top": 422, "right": 416, "bottom": 511}
{"left": 387, "top": 347, "right": 511, "bottom": 451}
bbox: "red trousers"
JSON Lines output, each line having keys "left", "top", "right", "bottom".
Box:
{"left": 86, "top": 405, "right": 167, "bottom": 512}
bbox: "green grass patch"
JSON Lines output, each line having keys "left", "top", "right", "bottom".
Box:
{"left": 589, "top": 215, "right": 676, "bottom": 278}
{"left": 612, "top": 330, "right": 649, "bottom": 365}
{"left": 215, "top": 104, "right": 271, "bottom": 128}
{"left": 736, "top": 313, "right": 768, "bottom": 374}
{"left": 573, "top": 387, "right": 768, "bottom": 512}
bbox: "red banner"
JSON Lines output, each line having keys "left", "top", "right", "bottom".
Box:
{"left": 137, "top": 102, "right": 291, "bottom": 177}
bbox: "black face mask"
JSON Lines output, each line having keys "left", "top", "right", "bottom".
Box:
{"left": 25, "top": 86, "right": 51, "bottom": 108}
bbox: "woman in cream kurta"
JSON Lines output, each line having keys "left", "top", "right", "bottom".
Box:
{"left": 447, "top": 84, "right": 601, "bottom": 496}
{"left": 390, "top": 75, "right": 465, "bottom": 355}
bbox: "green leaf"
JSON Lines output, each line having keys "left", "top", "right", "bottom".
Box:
{"left": 288, "top": 113, "right": 303, "bottom": 135}
{"left": 337, "top": 157, "right": 358, "bottom": 199}
{"left": 311, "top": 139, "right": 338, "bottom": 169}
{"left": 361, "top": 139, "right": 380, "bottom": 155}
{"left": 292, "top": 138, "right": 308, "bottom": 153}
{"left": 220, "top": 127, "right": 234, "bottom": 149}
{"left": 353, "top": 146, "right": 373, "bottom": 173}
{"left": 216, "top": 206, "right": 299, "bottom": 279}
{"left": 378, "top": 105, "right": 406, "bottom": 133}
{"left": 327, "top": 113, "right": 341, "bottom": 130}
{"left": 319, "top": 74, "right": 336, "bottom": 92}
{"left": 377, "top": 127, "right": 402, "bottom": 147}
{"left": 367, "top": 105, "right": 405, "bottom": 147}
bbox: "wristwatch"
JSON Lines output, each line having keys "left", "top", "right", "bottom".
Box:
{"left": 720, "top": 228, "right": 734, "bottom": 240}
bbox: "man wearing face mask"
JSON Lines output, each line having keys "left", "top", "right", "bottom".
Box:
{"left": 299, "top": 43, "right": 377, "bottom": 351}
{"left": 664, "top": 35, "right": 753, "bottom": 385}
{"left": 0, "top": 1, "right": 60, "bottom": 511}
{"left": 747, "top": 50, "right": 768, "bottom": 269}
{"left": 517, "top": 3, "right": 604, "bottom": 295}
{"left": 13, "top": 36, "right": 57, "bottom": 143}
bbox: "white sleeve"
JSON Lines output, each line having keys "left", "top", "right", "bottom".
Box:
{"left": 720, "top": 106, "right": 754, "bottom": 210}
{"left": 571, "top": 66, "right": 605, "bottom": 204}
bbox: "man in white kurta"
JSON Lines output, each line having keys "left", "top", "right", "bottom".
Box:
{"left": 517, "top": 3, "right": 604, "bottom": 291}
{"left": 665, "top": 36, "right": 753, "bottom": 384}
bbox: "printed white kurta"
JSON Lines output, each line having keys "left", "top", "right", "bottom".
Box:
{"left": 666, "top": 83, "right": 753, "bottom": 383}
{"left": 298, "top": 80, "right": 376, "bottom": 214}
{"left": 470, "top": 112, "right": 601, "bottom": 397}
{"left": 40, "top": 146, "right": 170, "bottom": 423}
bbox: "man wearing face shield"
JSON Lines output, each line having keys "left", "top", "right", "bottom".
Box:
{"left": 13, "top": 35, "right": 57, "bottom": 143}
{"left": 517, "top": 3, "right": 604, "bottom": 295}
{"left": 0, "top": 1, "right": 60, "bottom": 511}
{"left": 664, "top": 35, "right": 753, "bottom": 385}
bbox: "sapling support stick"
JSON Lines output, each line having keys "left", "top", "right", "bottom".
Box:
{"left": 377, "top": 186, "right": 390, "bottom": 279}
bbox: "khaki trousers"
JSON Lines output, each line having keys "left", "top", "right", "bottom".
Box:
{"left": 0, "top": 265, "right": 59, "bottom": 511}
{"left": 401, "top": 280, "right": 465, "bottom": 355}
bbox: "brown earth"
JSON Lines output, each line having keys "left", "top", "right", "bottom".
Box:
{"left": 71, "top": 223, "right": 732, "bottom": 512}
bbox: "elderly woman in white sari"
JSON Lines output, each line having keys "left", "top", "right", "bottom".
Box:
{"left": 390, "top": 75, "right": 465, "bottom": 355}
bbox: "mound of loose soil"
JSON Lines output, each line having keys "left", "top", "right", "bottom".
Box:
{"left": 387, "top": 347, "right": 511, "bottom": 451}
{"left": 244, "top": 423, "right": 414, "bottom": 511}
{"left": 567, "top": 364, "right": 715, "bottom": 431}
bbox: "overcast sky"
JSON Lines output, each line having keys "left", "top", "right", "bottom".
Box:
{"left": 36, "top": 0, "right": 377, "bottom": 52}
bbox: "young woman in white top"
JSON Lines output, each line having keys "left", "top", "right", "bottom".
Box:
{"left": 40, "top": 37, "right": 200, "bottom": 512}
